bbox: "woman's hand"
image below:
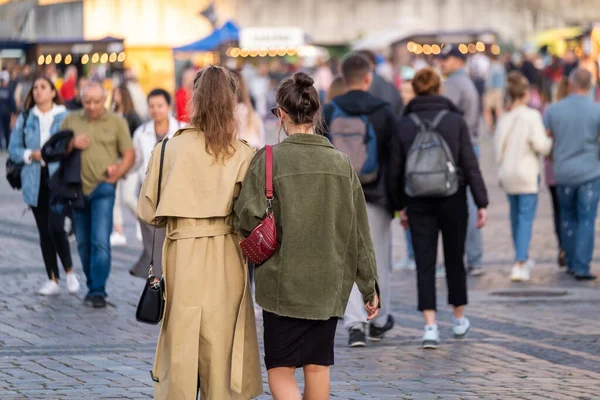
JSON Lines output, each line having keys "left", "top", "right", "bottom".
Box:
{"left": 476, "top": 208, "right": 487, "bottom": 229}
{"left": 365, "top": 293, "right": 379, "bottom": 321}
{"left": 399, "top": 209, "right": 409, "bottom": 229}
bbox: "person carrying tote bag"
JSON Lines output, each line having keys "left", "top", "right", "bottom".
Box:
{"left": 495, "top": 71, "right": 553, "bottom": 282}
{"left": 137, "top": 66, "right": 262, "bottom": 400}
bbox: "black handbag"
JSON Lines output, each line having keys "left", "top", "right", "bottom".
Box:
{"left": 5, "top": 111, "right": 29, "bottom": 190}
{"left": 135, "top": 138, "right": 169, "bottom": 325}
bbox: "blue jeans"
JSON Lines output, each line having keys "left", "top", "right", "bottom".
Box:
{"left": 73, "top": 183, "right": 116, "bottom": 297}
{"left": 507, "top": 194, "right": 538, "bottom": 262}
{"left": 557, "top": 177, "right": 600, "bottom": 276}
{"left": 466, "top": 144, "right": 483, "bottom": 267}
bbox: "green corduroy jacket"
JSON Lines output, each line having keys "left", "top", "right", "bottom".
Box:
{"left": 234, "top": 134, "right": 380, "bottom": 320}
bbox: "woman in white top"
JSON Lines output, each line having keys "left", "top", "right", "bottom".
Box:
{"left": 8, "top": 77, "right": 80, "bottom": 295}
{"left": 232, "top": 70, "right": 265, "bottom": 150}
{"left": 129, "top": 89, "right": 183, "bottom": 278}
{"left": 495, "top": 71, "right": 553, "bottom": 282}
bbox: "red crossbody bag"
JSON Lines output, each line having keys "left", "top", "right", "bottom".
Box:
{"left": 240, "top": 145, "right": 277, "bottom": 265}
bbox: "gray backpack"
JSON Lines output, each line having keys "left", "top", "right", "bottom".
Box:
{"left": 404, "top": 110, "right": 459, "bottom": 198}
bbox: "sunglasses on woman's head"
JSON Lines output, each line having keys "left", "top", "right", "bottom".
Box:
{"left": 270, "top": 106, "right": 287, "bottom": 118}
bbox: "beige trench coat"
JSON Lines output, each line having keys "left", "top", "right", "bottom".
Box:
{"left": 138, "top": 128, "right": 263, "bottom": 400}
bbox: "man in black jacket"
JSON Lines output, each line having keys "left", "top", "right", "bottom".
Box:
{"left": 322, "top": 52, "right": 397, "bottom": 347}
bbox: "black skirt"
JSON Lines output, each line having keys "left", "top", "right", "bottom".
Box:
{"left": 262, "top": 310, "right": 338, "bottom": 370}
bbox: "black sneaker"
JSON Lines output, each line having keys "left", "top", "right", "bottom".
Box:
{"left": 574, "top": 274, "right": 597, "bottom": 281}
{"left": 348, "top": 328, "right": 366, "bottom": 348}
{"left": 91, "top": 295, "right": 107, "bottom": 308}
{"left": 83, "top": 294, "right": 93, "bottom": 306}
{"left": 368, "top": 314, "right": 395, "bottom": 342}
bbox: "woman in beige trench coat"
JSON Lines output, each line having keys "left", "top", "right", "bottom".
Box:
{"left": 138, "top": 66, "right": 263, "bottom": 400}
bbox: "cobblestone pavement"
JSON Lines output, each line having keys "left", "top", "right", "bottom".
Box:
{"left": 1, "top": 135, "right": 600, "bottom": 400}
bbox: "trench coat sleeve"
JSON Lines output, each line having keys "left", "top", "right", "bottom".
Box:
{"left": 233, "top": 166, "right": 265, "bottom": 237}
{"left": 352, "top": 171, "right": 381, "bottom": 307}
{"left": 137, "top": 143, "right": 167, "bottom": 228}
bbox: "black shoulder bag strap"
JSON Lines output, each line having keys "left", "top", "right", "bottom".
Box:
{"left": 149, "top": 138, "right": 169, "bottom": 278}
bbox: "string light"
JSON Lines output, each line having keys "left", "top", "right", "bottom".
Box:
{"left": 65, "top": 54, "right": 72, "bottom": 64}
{"left": 54, "top": 54, "right": 62, "bottom": 64}
{"left": 458, "top": 44, "right": 468, "bottom": 54}
{"left": 413, "top": 44, "right": 423, "bottom": 55}
{"left": 100, "top": 53, "right": 109, "bottom": 63}
{"left": 468, "top": 44, "right": 477, "bottom": 53}
{"left": 45, "top": 55, "right": 52, "bottom": 64}
{"left": 230, "top": 48, "right": 241, "bottom": 57}
{"left": 109, "top": 53, "right": 117, "bottom": 63}
{"left": 432, "top": 44, "right": 441, "bottom": 55}
{"left": 476, "top": 41, "right": 485, "bottom": 52}
{"left": 407, "top": 42, "right": 416, "bottom": 52}
{"left": 258, "top": 48, "right": 268, "bottom": 57}
{"left": 38, "top": 55, "right": 45, "bottom": 65}
{"left": 117, "top": 52, "right": 126, "bottom": 62}
{"left": 81, "top": 54, "right": 89, "bottom": 64}
{"left": 491, "top": 44, "right": 501, "bottom": 55}
{"left": 423, "top": 45, "right": 432, "bottom": 55}
{"left": 91, "top": 53, "right": 100, "bottom": 63}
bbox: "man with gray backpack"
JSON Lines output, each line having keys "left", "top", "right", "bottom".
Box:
{"left": 390, "top": 68, "right": 488, "bottom": 349}
{"left": 323, "top": 52, "right": 398, "bottom": 347}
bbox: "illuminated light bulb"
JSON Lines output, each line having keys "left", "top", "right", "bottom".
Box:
{"left": 277, "top": 48, "right": 287, "bottom": 57}
{"left": 100, "top": 53, "right": 109, "bottom": 63}
{"left": 423, "top": 44, "right": 432, "bottom": 55}
{"left": 45, "top": 55, "right": 52, "bottom": 64}
{"left": 414, "top": 44, "right": 423, "bottom": 55}
{"left": 476, "top": 41, "right": 485, "bottom": 52}
{"left": 468, "top": 44, "right": 476, "bottom": 53}
{"left": 491, "top": 44, "right": 500, "bottom": 55}
{"left": 117, "top": 52, "right": 126, "bottom": 62}
{"left": 258, "top": 49, "right": 268, "bottom": 57}
{"left": 81, "top": 54, "right": 89, "bottom": 64}
{"left": 109, "top": 53, "right": 117, "bottom": 63}
{"left": 65, "top": 54, "right": 72, "bottom": 64}
{"left": 230, "top": 48, "right": 241, "bottom": 57}
{"left": 38, "top": 55, "right": 45, "bottom": 65}
{"left": 54, "top": 54, "right": 62, "bottom": 64}
{"left": 407, "top": 41, "right": 415, "bottom": 52}
{"left": 240, "top": 49, "right": 249, "bottom": 57}
{"left": 268, "top": 49, "right": 278, "bottom": 57}
{"left": 458, "top": 44, "right": 468, "bottom": 54}
{"left": 91, "top": 53, "right": 100, "bottom": 63}
{"left": 287, "top": 48, "right": 297, "bottom": 56}
{"left": 432, "top": 44, "right": 441, "bottom": 55}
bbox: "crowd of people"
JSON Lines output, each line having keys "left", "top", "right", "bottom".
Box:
{"left": 2, "top": 41, "right": 600, "bottom": 399}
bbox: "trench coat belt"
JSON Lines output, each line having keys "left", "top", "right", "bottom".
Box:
{"left": 166, "top": 224, "right": 233, "bottom": 240}
{"left": 165, "top": 222, "right": 248, "bottom": 393}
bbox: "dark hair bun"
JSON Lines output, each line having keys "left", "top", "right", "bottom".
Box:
{"left": 293, "top": 72, "right": 314, "bottom": 89}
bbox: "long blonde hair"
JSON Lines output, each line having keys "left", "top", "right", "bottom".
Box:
{"left": 189, "top": 66, "right": 239, "bottom": 161}
{"left": 232, "top": 70, "right": 262, "bottom": 139}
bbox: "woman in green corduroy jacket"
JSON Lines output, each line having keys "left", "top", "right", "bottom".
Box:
{"left": 234, "top": 72, "right": 380, "bottom": 400}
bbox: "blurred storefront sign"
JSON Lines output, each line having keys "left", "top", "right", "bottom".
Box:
{"left": 239, "top": 27, "right": 305, "bottom": 51}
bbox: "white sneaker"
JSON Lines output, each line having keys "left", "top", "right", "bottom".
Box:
{"left": 38, "top": 280, "right": 61, "bottom": 296}
{"left": 65, "top": 272, "right": 80, "bottom": 294}
{"left": 510, "top": 264, "right": 530, "bottom": 282}
{"left": 453, "top": 317, "right": 471, "bottom": 338}
{"left": 136, "top": 222, "right": 142, "bottom": 242}
{"left": 110, "top": 232, "right": 127, "bottom": 247}
{"left": 525, "top": 259, "right": 536, "bottom": 271}
{"left": 422, "top": 325, "right": 440, "bottom": 349}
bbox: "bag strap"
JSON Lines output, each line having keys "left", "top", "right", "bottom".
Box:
{"left": 149, "top": 138, "right": 169, "bottom": 278}
{"left": 430, "top": 110, "right": 449, "bottom": 129}
{"left": 409, "top": 113, "right": 425, "bottom": 131}
{"left": 498, "top": 115, "right": 521, "bottom": 166}
{"left": 265, "top": 145, "right": 273, "bottom": 200}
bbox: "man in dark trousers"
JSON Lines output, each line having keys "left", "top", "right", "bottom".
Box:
{"left": 323, "top": 52, "right": 397, "bottom": 347}
{"left": 0, "top": 72, "right": 16, "bottom": 151}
